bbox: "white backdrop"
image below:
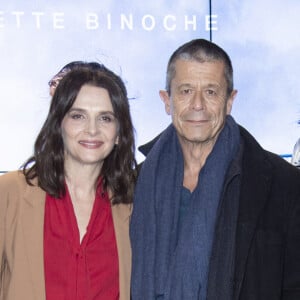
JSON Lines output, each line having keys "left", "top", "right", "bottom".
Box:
{"left": 0, "top": 0, "right": 299, "bottom": 172}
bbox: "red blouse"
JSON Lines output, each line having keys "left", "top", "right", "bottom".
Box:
{"left": 44, "top": 182, "right": 119, "bottom": 300}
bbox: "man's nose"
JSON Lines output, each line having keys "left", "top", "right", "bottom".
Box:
{"left": 190, "top": 91, "right": 204, "bottom": 111}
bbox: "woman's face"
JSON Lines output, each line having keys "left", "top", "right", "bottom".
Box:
{"left": 61, "top": 84, "right": 119, "bottom": 170}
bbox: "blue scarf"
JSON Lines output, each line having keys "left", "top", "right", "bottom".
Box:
{"left": 130, "top": 115, "right": 240, "bottom": 299}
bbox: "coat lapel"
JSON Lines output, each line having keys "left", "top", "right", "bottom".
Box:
{"left": 22, "top": 183, "right": 46, "bottom": 300}
{"left": 111, "top": 203, "right": 132, "bottom": 300}
{"left": 233, "top": 141, "right": 273, "bottom": 299}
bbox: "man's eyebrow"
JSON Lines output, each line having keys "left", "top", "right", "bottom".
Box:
{"left": 176, "top": 83, "right": 194, "bottom": 88}
{"left": 205, "top": 83, "right": 221, "bottom": 88}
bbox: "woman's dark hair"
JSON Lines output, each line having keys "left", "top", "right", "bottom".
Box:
{"left": 23, "top": 63, "right": 137, "bottom": 204}
{"left": 48, "top": 61, "right": 107, "bottom": 90}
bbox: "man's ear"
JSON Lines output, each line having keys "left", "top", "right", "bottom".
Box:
{"left": 159, "top": 90, "right": 171, "bottom": 115}
{"left": 226, "top": 89, "right": 237, "bottom": 114}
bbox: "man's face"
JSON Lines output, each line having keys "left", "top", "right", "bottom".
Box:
{"left": 160, "top": 59, "right": 236, "bottom": 147}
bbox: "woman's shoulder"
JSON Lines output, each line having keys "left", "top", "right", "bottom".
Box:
{"left": 0, "top": 171, "right": 27, "bottom": 212}
{"left": 0, "top": 170, "right": 45, "bottom": 212}
{"left": 0, "top": 170, "right": 40, "bottom": 196}
{"left": 0, "top": 170, "right": 26, "bottom": 188}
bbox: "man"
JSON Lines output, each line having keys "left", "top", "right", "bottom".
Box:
{"left": 130, "top": 39, "right": 300, "bottom": 299}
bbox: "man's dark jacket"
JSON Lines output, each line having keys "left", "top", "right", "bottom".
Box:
{"left": 136, "top": 125, "right": 300, "bottom": 300}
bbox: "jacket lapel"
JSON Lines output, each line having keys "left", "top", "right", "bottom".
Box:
{"left": 111, "top": 203, "right": 132, "bottom": 300}
{"left": 233, "top": 135, "right": 273, "bottom": 299}
{"left": 22, "top": 183, "right": 46, "bottom": 300}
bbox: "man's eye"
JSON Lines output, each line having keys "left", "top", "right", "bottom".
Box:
{"left": 206, "top": 89, "right": 216, "bottom": 96}
{"left": 181, "top": 89, "right": 192, "bottom": 95}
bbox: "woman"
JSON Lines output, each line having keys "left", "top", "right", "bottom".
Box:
{"left": 0, "top": 63, "right": 137, "bottom": 300}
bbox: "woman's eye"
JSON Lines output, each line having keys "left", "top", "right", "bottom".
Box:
{"left": 99, "top": 114, "right": 116, "bottom": 123}
{"left": 71, "top": 114, "right": 84, "bottom": 120}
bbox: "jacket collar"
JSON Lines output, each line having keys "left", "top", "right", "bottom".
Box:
{"left": 23, "top": 178, "right": 46, "bottom": 300}
{"left": 111, "top": 203, "right": 132, "bottom": 300}
{"left": 233, "top": 126, "right": 273, "bottom": 299}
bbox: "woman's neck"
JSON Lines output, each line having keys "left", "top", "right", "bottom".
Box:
{"left": 64, "top": 160, "right": 102, "bottom": 189}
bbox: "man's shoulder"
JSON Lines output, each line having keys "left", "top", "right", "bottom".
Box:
{"left": 239, "top": 125, "right": 300, "bottom": 180}
{"left": 137, "top": 131, "right": 165, "bottom": 174}
{"left": 138, "top": 132, "right": 163, "bottom": 157}
{"left": 266, "top": 149, "right": 300, "bottom": 179}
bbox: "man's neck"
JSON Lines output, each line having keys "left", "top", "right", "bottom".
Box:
{"left": 180, "top": 139, "right": 214, "bottom": 192}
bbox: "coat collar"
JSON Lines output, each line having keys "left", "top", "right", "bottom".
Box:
{"left": 111, "top": 203, "right": 132, "bottom": 300}
{"left": 233, "top": 126, "right": 273, "bottom": 299}
{"left": 22, "top": 178, "right": 46, "bottom": 300}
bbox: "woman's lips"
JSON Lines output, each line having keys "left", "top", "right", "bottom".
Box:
{"left": 79, "top": 140, "right": 103, "bottom": 149}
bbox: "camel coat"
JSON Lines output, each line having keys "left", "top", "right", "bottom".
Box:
{"left": 0, "top": 171, "right": 131, "bottom": 300}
